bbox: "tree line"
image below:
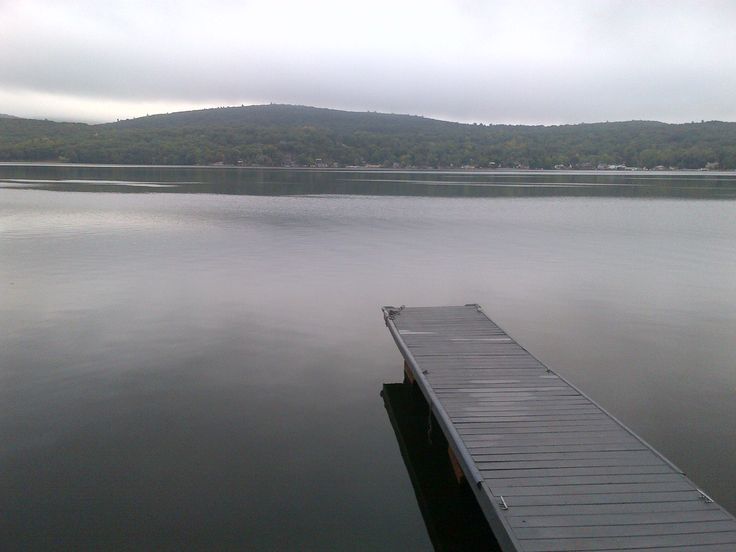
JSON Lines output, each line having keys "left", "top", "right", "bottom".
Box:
{"left": 1, "top": 105, "right": 734, "bottom": 169}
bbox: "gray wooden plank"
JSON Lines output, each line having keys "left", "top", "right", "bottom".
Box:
{"left": 430, "top": 381, "right": 566, "bottom": 387}
{"left": 455, "top": 421, "right": 618, "bottom": 431}
{"left": 514, "top": 521, "right": 736, "bottom": 540}
{"left": 461, "top": 435, "right": 639, "bottom": 446}
{"left": 426, "top": 378, "right": 548, "bottom": 383}
{"left": 469, "top": 443, "right": 648, "bottom": 454}
{"left": 445, "top": 397, "right": 593, "bottom": 405}
{"left": 460, "top": 425, "right": 619, "bottom": 435}
{"left": 492, "top": 481, "right": 695, "bottom": 496}
{"left": 453, "top": 407, "right": 609, "bottom": 414}
{"left": 508, "top": 510, "right": 732, "bottom": 528}
{"left": 421, "top": 358, "right": 545, "bottom": 364}
{"left": 476, "top": 456, "right": 666, "bottom": 469}
{"left": 519, "top": 531, "right": 736, "bottom": 551}
{"left": 455, "top": 417, "right": 611, "bottom": 426}
{"left": 439, "top": 390, "right": 582, "bottom": 397}
{"left": 456, "top": 415, "right": 612, "bottom": 423}
{"left": 455, "top": 410, "right": 612, "bottom": 418}
{"left": 436, "top": 387, "right": 575, "bottom": 393}
{"left": 452, "top": 411, "right": 604, "bottom": 418}
{"left": 506, "top": 501, "right": 715, "bottom": 517}
{"left": 455, "top": 419, "right": 612, "bottom": 428}
{"left": 411, "top": 349, "right": 531, "bottom": 355}
{"left": 428, "top": 374, "right": 562, "bottom": 380}
{"left": 453, "top": 412, "right": 604, "bottom": 421}
{"left": 432, "top": 382, "right": 572, "bottom": 389}
{"left": 423, "top": 366, "right": 548, "bottom": 371}
{"left": 422, "top": 365, "right": 547, "bottom": 371}
{"left": 407, "top": 341, "right": 525, "bottom": 346}
{"left": 443, "top": 398, "right": 592, "bottom": 406}
{"left": 472, "top": 450, "right": 660, "bottom": 461}
{"left": 480, "top": 465, "right": 674, "bottom": 478}
{"left": 461, "top": 434, "right": 634, "bottom": 445}
{"left": 436, "top": 387, "right": 579, "bottom": 393}
{"left": 459, "top": 427, "right": 626, "bottom": 436}
{"left": 503, "top": 491, "right": 702, "bottom": 506}
{"left": 484, "top": 473, "right": 687, "bottom": 487}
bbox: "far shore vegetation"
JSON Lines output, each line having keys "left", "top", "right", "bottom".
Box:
{"left": 1, "top": 104, "right": 735, "bottom": 170}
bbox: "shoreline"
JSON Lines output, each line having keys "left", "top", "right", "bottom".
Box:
{"left": 1, "top": 162, "right": 734, "bottom": 175}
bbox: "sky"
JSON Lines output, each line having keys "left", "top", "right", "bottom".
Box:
{"left": 1, "top": 0, "right": 735, "bottom": 125}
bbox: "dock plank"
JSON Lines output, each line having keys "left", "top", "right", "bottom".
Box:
{"left": 383, "top": 304, "right": 736, "bottom": 552}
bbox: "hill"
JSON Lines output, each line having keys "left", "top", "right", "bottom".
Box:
{"left": 1, "top": 104, "right": 735, "bottom": 169}
{"left": 104, "top": 104, "right": 459, "bottom": 134}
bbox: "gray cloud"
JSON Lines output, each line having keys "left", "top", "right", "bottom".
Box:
{"left": 1, "top": 0, "right": 735, "bottom": 123}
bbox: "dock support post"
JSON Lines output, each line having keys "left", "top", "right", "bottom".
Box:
{"left": 403, "top": 360, "right": 415, "bottom": 385}
{"left": 448, "top": 446, "right": 465, "bottom": 484}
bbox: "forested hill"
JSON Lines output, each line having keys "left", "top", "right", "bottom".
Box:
{"left": 1, "top": 104, "right": 735, "bottom": 169}
{"left": 104, "top": 104, "right": 459, "bottom": 134}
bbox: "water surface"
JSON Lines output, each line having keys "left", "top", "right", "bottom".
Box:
{"left": 2, "top": 166, "right": 735, "bottom": 550}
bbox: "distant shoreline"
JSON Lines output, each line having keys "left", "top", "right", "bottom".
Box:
{"left": 0, "top": 161, "right": 734, "bottom": 174}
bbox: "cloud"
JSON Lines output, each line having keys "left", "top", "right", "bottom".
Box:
{"left": 1, "top": 0, "right": 735, "bottom": 123}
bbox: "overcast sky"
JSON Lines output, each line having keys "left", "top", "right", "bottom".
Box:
{"left": 1, "top": 0, "right": 735, "bottom": 124}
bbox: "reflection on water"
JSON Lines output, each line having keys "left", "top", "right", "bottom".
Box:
{"left": 1, "top": 165, "right": 735, "bottom": 549}
{"left": 2, "top": 164, "right": 736, "bottom": 198}
{"left": 382, "top": 383, "right": 499, "bottom": 551}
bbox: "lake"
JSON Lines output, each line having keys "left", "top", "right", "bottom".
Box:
{"left": 2, "top": 165, "right": 735, "bottom": 550}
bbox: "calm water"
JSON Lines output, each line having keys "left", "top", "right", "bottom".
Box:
{"left": 2, "top": 165, "right": 736, "bottom": 550}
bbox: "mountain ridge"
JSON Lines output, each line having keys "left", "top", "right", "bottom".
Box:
{"left": 1, "top": 104, "right": 735, "bottom": 169}
{"left": 4, "top": 104, "right": 728, "bottom": 129}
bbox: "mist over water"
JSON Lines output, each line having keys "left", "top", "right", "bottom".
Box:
{"left": 2, "top": 166, "right": 735, "bottom": 549}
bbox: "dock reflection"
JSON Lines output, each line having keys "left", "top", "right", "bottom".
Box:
{"left": 381, "top": 383, "right": 500, "bottom": 552}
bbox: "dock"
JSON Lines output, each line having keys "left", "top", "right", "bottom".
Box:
{"left": 382, "top": 304, "right": 736, "bottom": 551}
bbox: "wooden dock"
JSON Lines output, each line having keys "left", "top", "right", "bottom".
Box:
{"left": 383, "top": 304, "right": 736, "bottom": 551}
